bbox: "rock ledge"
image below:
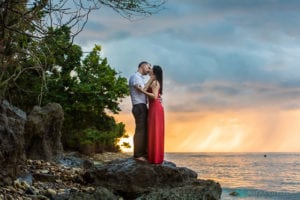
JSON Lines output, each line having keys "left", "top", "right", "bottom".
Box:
{"left": 83, "top": 157, "right": 222, "bottom": 200}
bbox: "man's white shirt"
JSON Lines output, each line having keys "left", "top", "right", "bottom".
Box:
{"left": 129, "top": 72, "right": 147, "bottom": 105}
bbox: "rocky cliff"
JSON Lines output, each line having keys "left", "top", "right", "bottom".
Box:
{"left": 0, "top": 100, "right": 26, "bottom": 186}
{"left": 0, "top": 100, "right": 64, "bottom": 186}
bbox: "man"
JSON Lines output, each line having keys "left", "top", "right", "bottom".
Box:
{"left": 129, "top": 61, "right": 151, "bottom": 162}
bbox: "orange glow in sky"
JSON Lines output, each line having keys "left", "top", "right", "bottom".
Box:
{"left": 115, "top": 97, "right": 300, "bottom": 153}
{"left": 75, "top": 0, "right": 300, "bottom": 153}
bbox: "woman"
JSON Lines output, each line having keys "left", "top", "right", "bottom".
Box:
{"left": 139, "top": 65, "right": 164, "bottom": 164}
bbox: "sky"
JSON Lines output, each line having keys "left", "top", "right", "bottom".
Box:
{"left": 75, "top": 0, "right": 300, "bottom": 152}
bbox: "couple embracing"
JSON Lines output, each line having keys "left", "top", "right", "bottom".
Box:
{"left": 129, "top": 61, "right": 164, "bottom": 164}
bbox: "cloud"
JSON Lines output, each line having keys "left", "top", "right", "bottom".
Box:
{"left": 86, "top": 1, "right": 300, "bottom": 152}
{"left": 75, "top": 0, "right": 300, "bottom": 114}
{"left": 163, "top": 79, "right": 300, "bottom": 113}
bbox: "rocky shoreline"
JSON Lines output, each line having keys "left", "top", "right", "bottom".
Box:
{"left": 1, "top": 101, "right": 221, "bottom": 199}
{"left": 0, "top": 152, "right": 222, "bottom": 200}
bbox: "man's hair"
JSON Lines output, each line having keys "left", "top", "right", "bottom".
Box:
{"left": 138, "top": 61, "right": 148, "bottom": 68}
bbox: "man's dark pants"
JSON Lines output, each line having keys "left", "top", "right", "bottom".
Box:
{"left": 132, "top": 103, "right": 148, "bottom": 158}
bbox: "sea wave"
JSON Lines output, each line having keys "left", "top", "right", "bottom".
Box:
{"left": 166, "top": 152, "right": 300, "bottom": 199}
{"left": 222, "top": 187, "right": 300, "bottom": 200}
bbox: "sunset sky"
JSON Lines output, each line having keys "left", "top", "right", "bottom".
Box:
{"left": 75, "top": 0, "right": 300, "bottom": 152}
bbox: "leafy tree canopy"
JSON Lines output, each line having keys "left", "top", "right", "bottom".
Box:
{"left": 0, "top": 0, "right": 166, "bottom": 152}
{"left": 1, "top": 0, "right": 166, "bottom": 100}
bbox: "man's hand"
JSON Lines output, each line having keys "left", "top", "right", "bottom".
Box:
{"left": 136, "top": 85, "right": 144, "bottom": 92}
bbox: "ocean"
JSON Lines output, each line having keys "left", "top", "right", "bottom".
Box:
{"left": 165, "top": 152, "right": 300, "bottom": 200}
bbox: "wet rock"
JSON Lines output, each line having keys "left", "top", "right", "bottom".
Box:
{"left": 55, "top": 186, "right": 121, "bottom": 200}
{"left": 229, "top": 191, "right": 239, "bottom": 196}
{"left": 137, "top": 180, "right": 221, "bottom": 200}
{"left": 56, "top": 154, "right": 94, "bottom": 169}
{"left": 33, "top": 173, "right": 57, "bottom": 182}
{"left": 25, "top": 103, "right": 64, "bottom": 161}
{"left": 0, "top": 100, "right": 26, "bottom": 186}
{"left": 0, "top": 150, "right": 222, "bottom": 200}
{"left": 83, "top": 158, "right": 196, "bottom": 190}
{"left": 83, "top": 158, "right": 221, "bottom": 199}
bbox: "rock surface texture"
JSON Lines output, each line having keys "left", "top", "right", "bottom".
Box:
{"left": 25, "top": 103, "right": 64, "bottom": 161}
{"left": 83, "top": 158, "right": 222, "bottom": 200}
{"left": 0, "top": 100, "right": 26, "bottom": 186}
{"left": 0, "top": 153, "right": 222, "bottom": 200}
{"left": 0, "top": 100, "right": 222, "bottom": 199}
{"left": 0, "top": 100, "right": 64, "bottom": 186}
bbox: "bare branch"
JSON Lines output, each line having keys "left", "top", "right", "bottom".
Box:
{"left": 0, "top": 0, "right": 166, "bottom": 101}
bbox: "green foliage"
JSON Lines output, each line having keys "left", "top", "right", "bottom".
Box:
{"left": 73, "top": 45, "right": 128, "bottom": 114}
{"left": 4, "top": 26, "right": 81, "bottom": 112}
{"left": 79, "top": 122, "right": 124, "bottom": 148}
{"left": 1, "top": 0, "right": 165, "bottom": 99}
{"left": 3, "top": 25, "right": 129, "bottom": 153}
{"left": 0, "top": 1, "right": 38, "bottom": 100}
{"left": 62, "top": 113, "right": 127, "bottom": 153}
{"left": 1, "top": 0, "right": 166, "bottom": 154}
{"left": 39, "top": 27, "right": 129, "bottom": 153}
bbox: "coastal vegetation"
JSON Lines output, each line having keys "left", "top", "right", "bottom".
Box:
{"left": 0, "top": 0, "right": 166, "bottom": 153}
{"left": 0, "top": 2, "right": 223, "bottom": 199}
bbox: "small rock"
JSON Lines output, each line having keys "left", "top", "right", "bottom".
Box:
{"left": 55, "top": 179, "right": 62, "bottom": 183}
{"left": 58, "top": 188, "right": 67, "bottom": 193}
{"left": 20, "top": 181, "right": 31, "bottom": 190}
{"left": 25, "top": 187, "right": 36, "bottom": 195}
{"left": 2, "top": 176, "right": 13, "bottom": 185}
{"left": 46, "top": 188, "right": 57, "bottom": 199}
{"left": 82, "top": 186, "right": 95, "bottom": 193}
{"left": 7, "top": 186, "right": 17, "bottom": 193}
{"left": 33, "top": 173, "right": 56, "bottom": 182}
{"left": 27, "top": 160, "right": 33, "bottom": 165}
{"left": 27, "top": 195, "right": 48, "bottom": 200}
{"left": 229, "top": 191, "right": 239, "bottom": 196}
{"left": 40, "top": 169, "right": 49, "bottom": 174}
{"left": 14, "top": 179, "right": 22, "bottom": 189}
{"left": 6, "top": 194, "right": 14, "bottom": 200}
{"left": 36, "top": 160, "right": 42, "bottom": 166}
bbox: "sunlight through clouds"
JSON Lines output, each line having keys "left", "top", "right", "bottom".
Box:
{"left": 80, "top": 0, "right": 300, "bottom": 152}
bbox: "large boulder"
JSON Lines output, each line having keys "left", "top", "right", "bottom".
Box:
{"left": 0, "top": 100, "right": 26, "bottom": 186}
{"left": 83, "top": 158, "right": 222, "bottom": 199}
{"left": 136, "top": 180, "right": 222, "bottom": 200}
{"left": 24, "top": 103, "right": 64, "bottom": 161}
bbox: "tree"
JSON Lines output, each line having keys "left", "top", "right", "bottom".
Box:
{"left": 38, "top": 27, "right": 129, "bottom": 151}
{"left": 0, "top": 0, "right": 165, "bottom": 153}
{"left": 0, "top": 0, "right": 41, "bottom": 100}
{"left": 61, "top": 45, "right": 129, "bottom": 152}
{"left": 0, "top": 0, "right": 166, "bottom": 102}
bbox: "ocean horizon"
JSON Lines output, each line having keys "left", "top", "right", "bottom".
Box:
{"left": 164, "top": 152, "right": 300, "bottom": 200}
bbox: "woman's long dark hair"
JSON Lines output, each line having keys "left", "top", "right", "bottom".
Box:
{"left": 153, "top": 65, "right": 163, "bottom": 95}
